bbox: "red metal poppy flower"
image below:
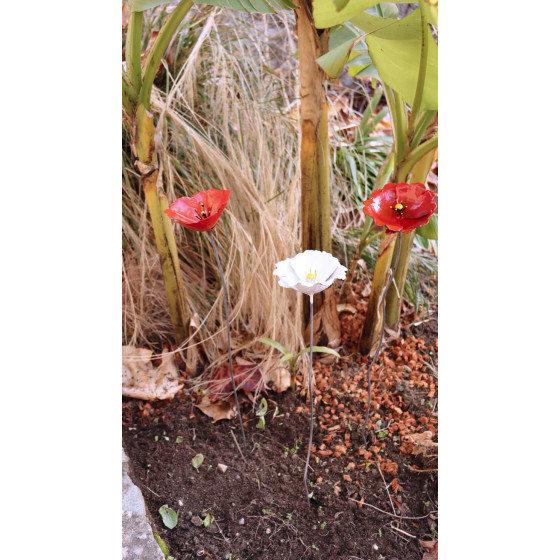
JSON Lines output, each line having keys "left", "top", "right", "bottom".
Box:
{"left": 363, "top": 182, "right": 436, "bottom": 233}
{"left": 164, "top": 189, "right": 230, "bottom": 232}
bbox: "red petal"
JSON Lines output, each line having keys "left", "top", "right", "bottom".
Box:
{"left": 363, "top": 185, "right": 401, "bottom": 231}
{"left": 400, "top": 184, "right": 436, "bottom": 220}
{"left": 363, "top": 182, "right": 436, "bottom": 233}
{"left": 165, "top": 189, "right": 230, "bottom": 232}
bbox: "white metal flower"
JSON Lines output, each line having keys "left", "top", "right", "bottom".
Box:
{"left": 273, "top": 250, "right": 347, "bottom": 296}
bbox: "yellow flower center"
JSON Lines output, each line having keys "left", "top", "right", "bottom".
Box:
{"left": 306, "top": 269, "right": 317, "bottom": 281}
{"left": 391, "top": 199, "right": 407, "bottom": 215}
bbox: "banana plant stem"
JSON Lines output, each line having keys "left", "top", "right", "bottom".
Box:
{"left": 208, "top": 230, "right": 247, "bottom": 453}
{"left": 304, "top": 295, "right": 314, "bottom": 506}
{"left": 363, "top": 231, "right": 402, "bottom": 447}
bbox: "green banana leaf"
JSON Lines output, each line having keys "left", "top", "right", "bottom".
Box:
{"left": 317, "top": 8, "right": 437, "bottom": 111}
{"left": 312, "top": 0, "right": 412, "bottom": 29}
{"left": 416, "top": 214, "right": 438, "bottom": 240}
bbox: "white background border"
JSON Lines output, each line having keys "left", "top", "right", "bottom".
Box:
{"left": 1, "top": 1, "right": 559, "bottom": 558}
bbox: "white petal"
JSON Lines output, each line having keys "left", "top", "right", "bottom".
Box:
{"left": 289, "top": 250, "right": 339, "bottom": 283}
{"left": 274, "top": 251, "right": 347, "bottom": 295}
{"left": 324, "top": 263, "right": 347, "bottom": 283}
{"left": 273, "top": 257, "right": 300, "bottom": 287}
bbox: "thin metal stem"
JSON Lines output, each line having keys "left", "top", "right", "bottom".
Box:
{"left": 363, "top": 231, "right": 402, "bottom": 446}
{"left": 303, "top": 295, "right": 314, "bottom": 505}
{"left": 208, "top": 230, "right": 247, "bottom": 453}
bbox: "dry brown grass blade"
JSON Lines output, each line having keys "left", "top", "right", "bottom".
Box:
{"left": 122, "top": 10, "right": 367, "bottom": 378}
{"left": 123, "top": 11, "right": 307, "bottom": 367}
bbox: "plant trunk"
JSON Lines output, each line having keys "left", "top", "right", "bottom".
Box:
{"left": 134, "top": 104, "right": 189, "bottom": 343}
{"left": 359, "top": 232, "right": 396, "bottom": 355}
{"left": 296, "top": 2, "right": 341, "bottom": 346}
{"left": 385, "top": 146, "right": 437, "bottom": 328}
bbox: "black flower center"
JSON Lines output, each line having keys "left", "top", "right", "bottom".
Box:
{"left": 194, "top": 202, "right": 212, "bottom": 220}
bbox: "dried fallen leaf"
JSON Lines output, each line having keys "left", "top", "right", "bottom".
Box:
{"left": 262, "top": 365, "right": 291, "bottom": 393}
{"left": 422, "top": 541, "right": 438, "bottom": 560}
{"left": 195, "top": 394, "right": 236, "bottom": 423}
{"left": 122, "top": 346, "right": 183, "bottom": 401}
{"left": 404, "top": 431, "right": 438, "bottom": 456}
{"left": 208, "top": 362, "right": 264, "bottom": 402}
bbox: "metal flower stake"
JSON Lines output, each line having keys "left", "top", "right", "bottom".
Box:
{"left": 165, "top": 189, "right": 247, "bottom": 452}
{"left": 361, "top": 182, "right": 436, "bottom": 445}
{"left": 274, "top": 250, "right": 347, "bottom": 504}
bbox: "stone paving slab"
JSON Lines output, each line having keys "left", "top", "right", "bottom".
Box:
{"left": 122, "top": 449, "right": 165, "bottom": 560}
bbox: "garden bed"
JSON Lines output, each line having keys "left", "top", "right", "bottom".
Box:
{"left": 123, "top": 281, "right": 438, "bottom": 560}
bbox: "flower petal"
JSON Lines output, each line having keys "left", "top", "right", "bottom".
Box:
{"left": 363, "top": 182, "right": 436, "bottom": 234}
{"left": 273, "top": 257, "right": 300, "bottom": 288}
{"left": 273, "top": 251, "right": 346, "bottom": 295}
{"left": 289, "top": 250, "right": 339, "bottom": 283}
{"left": 165, "top": 189, "right": 230, "bottom": 232}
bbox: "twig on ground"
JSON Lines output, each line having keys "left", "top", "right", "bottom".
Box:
{"left": 144, "top": 485, "right": 161, "bottom": 497}
{"left": 389, "top": 524, "right": 417, "bottom": 539}
{"left": 230, "top": 429, "right": 247, "bottom": 464}
{"left": 423, "top": 358, "right": 438, "bottom": 378}
{"left": 406, "top": 465, "right": 438, "bottom": 473}
{"left": 430, "top": 397, "right": 438, "bottom": 415}
{"left": 376, "top": 462, "right": 399, "bottom": 518}
{"left": 348, "top": 497, "right": 438, "bottom": 520}
{"left": 212, "top": 518, "right": 229, "bottom": 542}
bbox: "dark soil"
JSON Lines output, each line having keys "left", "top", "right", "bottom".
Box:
{"left": 123, "top": 283, "right": 438, "bottom": 560}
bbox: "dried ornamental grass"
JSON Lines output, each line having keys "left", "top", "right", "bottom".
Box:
{"left": 123, "top": 10, "right": 304, "bottom": 366}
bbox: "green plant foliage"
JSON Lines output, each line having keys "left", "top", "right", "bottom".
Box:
{"left": 257, "top": 337, "right": 290, "bottom": 356}
{"left": 132, "top": 0, "right": 296, "bottom": 13}
{"left": 330, "top": 85, "right": 392, "bottom": 212}
{"left": 312, "top": 0, "right": 410, "bottom": 29}
{"left": 317, "top": 7, "right": 437, "bottom": 111}
{"left": 357, "top": 10, "right": 438, "bottom": 110}
{"left": 415, "top": 215, "right": 438, "bottom": 240}
{"left": 259, "top": 337, "right": 341, "bottom": 372}
{"left": 295, "top": 346, "right": 341, "bottom": 359}
{"left": 256, "top": 397, "right": 268, "bottom": 429}
{"left": 317, "top": 36, "right": 360, "bottom": 78}
{"left": 330, "top": 0, "right": 352, "bottom": 11}
{"left": 191, "top": 453, "right": 204, "bottom": 472}
{"left": 319, "top": 22, "right": 378, "bottom": 78}
{"left": 256, "top": 397, "right": 268, "bottom": 417}
{"left": 158, "top": 505, "right": 178, "bottom": 529}
{"left": 153, "top": 532, "right": 170, "bottom": 557}
{"left": 130, "top": 0, "right": 172, "bottom": 11}
{"left": 195, "top": 0, "right": 296, "bottom": 13}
